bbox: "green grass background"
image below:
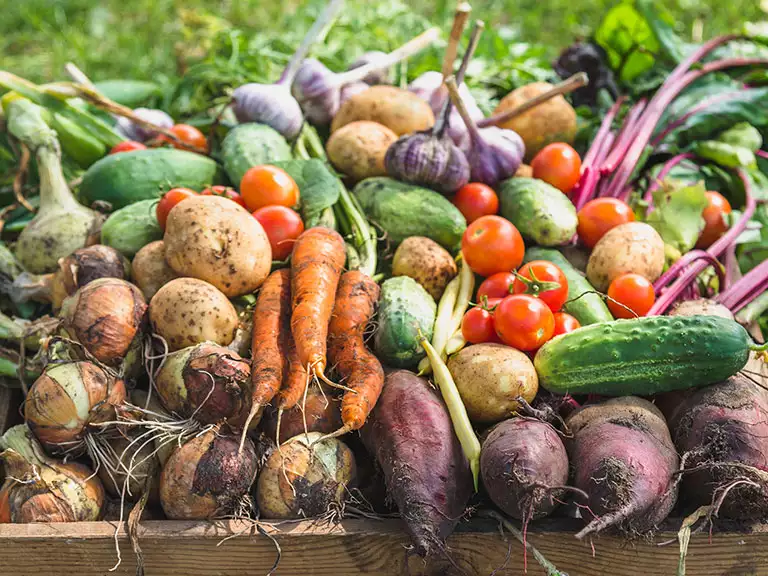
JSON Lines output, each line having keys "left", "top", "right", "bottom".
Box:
{"left": 3, "top": 0, "right": 765, "bottom": 83}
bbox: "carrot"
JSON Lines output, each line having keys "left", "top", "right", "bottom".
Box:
{"left": 322, "top": 270, "right": 384, "bottom": 439}
{"left": 290, "top": 227, "right": 347, "bottom": 387}
{"left": 238, "top": 268, "right": 291, "bottom": 453}
{"left": 274, "top": 329, "right": 311, "bottom": 444}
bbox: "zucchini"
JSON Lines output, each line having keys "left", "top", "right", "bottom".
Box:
{"left": 535, "top": 315, "right": 754, "bottom": 395}
{"left": 523, "top": 247, "right": 613, "bottom": 325}
{"left": 221, "top": 123, "right": 292, "bottom": 187}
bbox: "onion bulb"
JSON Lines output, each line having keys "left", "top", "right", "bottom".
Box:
{"left": 96, "top": 427, "right": 160, "bottom": 501}
{"left": 257, "top": 432, "right": 357, "bottom": 519}
{"left": 0, "top": 424, "right": 104, "bottom": 522}
{"left": 159, "top": 427, "right": 258, "bottom": 519}
{"left": 25, "top": 361, "right": 126, "bottom": 455}
{"left": 154, "top": 342, "right": 251, "bottom": 425}
{"left": 59, "top": 277, "right": 147, "bottom": 365}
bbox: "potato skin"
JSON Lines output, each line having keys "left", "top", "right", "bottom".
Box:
{"left": 331, "top": 86, "right": 435, "bottom": 136}
{"left": 515, "top": 164, "right": 534, "bottom": 178}
{"left": 586, "top": 222, "right": 665, "bottom": 291}
{"left": 392, "top": 236, "right": 457, "bottom": 300}
{"left": 447, "top": 344, "right": 539, "bottom": 424}
{"left": 164, "top": 195, "right": 271, "bottom": 298}
{"left": 132, "top": 240, "right": 178, "bottom": 300}
{"left": 326, "top": 121, "right": 397, "bottom": 182}
{"left": 494, "top": 82, "right": 577, "bottom": 161}
{"left": 149, "top": 277, "right": 238, "bottom": 351}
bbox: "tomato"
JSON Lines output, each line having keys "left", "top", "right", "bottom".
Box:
{"left": 461, "top": 215, "right": 525, "bottom": 277}
{"left": 477, "top": 272, "right": 516, "bottom": 301}
{"left": 461, "top": 307, "right": 497, "bottom": 344}
{"left": 577, "top": 198, "right": 636, "bottom": 249}
{"left": 552, "top": 312, "right": 581, "bottom": 337}
{"left": 156, "top": 188, "right": 198, "bottom": 230}
{"left": 512, "top": 260, "right": 569, "bottom": 312}
{"left": 240, "top": 165, "right": 300, "bottom": 212}
{"left": 696, "top": 191, "right": 732, "bottom": 249}
{"left": 607, "top": 273, "right": 656, "bottom": 319}
{"left": 252, "top": 205, "right": 305, "bottom": 261}
{"left": 201, "top": 185, "right": 246, "bottom": 208}
{"left": 110, "top": 140, "right": 147, "bottom": 154}
{"left": 494, "top": 294, "right": 555, "bottom": 351}
{"left": 530, "top": 143, "right": 582, "bottom": 193}
{"left": 452, "top": 183, "right": 499, "bottom": 224}
{"left": 160, "top": 124, "right": 207, "bottom": 150}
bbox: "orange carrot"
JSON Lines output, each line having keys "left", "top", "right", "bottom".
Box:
{"left": 290, "top": 227, "right": 346, "bottom": 386}
{"left": 274, "top": 331, "right": 311, "bottom": 444}
{"left": 324, "top": 270, "right": 384, "bottom": 438}
{"left": 238, "top": 268, "right": 291, "bottom": 452}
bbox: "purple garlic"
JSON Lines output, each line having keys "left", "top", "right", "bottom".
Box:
{"left": 339, "top": 82, "right": 370, "bottom": 106}
{"left": 385, "top": 131, "right": 470, "bottom": 194}
{"left": 347, "top": 51, "right": 392, "bottom": 85}
{"left": 115, "top": 108, "right": 173, "bottom": 142}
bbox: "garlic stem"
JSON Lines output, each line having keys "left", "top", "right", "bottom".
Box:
{"left": 478, "top": 72, "right": 588, "bottom": 127}
{"left": 442, "top": 3, "right": 472, "bottom": 78}
{"left": 64, "top": 63, "right": 97, "bottom": 90}
{"left": 279, "top": 0, "right": 346, "bottom": 85}
{"left": 446, "top": 75, "right": 482, "bottom": 143}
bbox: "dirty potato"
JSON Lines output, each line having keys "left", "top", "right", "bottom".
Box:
{"left": 326, "top": 121, "right": 398, "bottom": 183}
{"left": 392, "top": 236, "right": 457, "bottom": 300}
{"left": 331, "top": 86, "right": 435, "bottom": 136}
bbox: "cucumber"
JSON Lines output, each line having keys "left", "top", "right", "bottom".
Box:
{"left": 93, "top": 80, "right": 161, "bottom": 107}
{"left": 375, "top": 276, "right": 437, "bottom": 369}
{"left": 221, "top": 123, "right": 292, "bottom": 187}
{"left": 78, "top": 148, "right": 224, "bottom": 209}
{"left": 498, "top": 178, "right": 577, "bottom": 246}
{"left": 353, "top": 178, "right": 466, "bottom": 250}
{"left": 524, "top": 247, "right": 613, "bottom": 325}
{"left": 535, "top": 315, "right": 753, "bottom": 395}
{"left": 100, "top": 199, "right": 163, "bottom": 258}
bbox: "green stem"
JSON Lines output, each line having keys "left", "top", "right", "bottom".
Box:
{"left": 336, "top": 186, "right": 377, "bottom": 277}
{"left": 0, "top": 313, "right": 24, "bottom": 341}
{"left": 737, "top": 290, "right": 768, "bottom": 326}
{"left": 303, "top": 124, "right": 328, "bottom": 161}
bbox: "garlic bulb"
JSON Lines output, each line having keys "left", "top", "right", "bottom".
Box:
{"left": 115, "top": 108, "right": 173, "bottom": 142}
{"left": 347, "top": 51, "right": 393, "bottom": 85}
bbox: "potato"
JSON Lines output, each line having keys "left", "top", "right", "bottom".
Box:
{"left": 586, "top": 222, "right": 665, "bottom": 291}
{"left": 149, "top": 277, "right": 238, "bottom": 351}
{"left": 331, "top": 86, "right": 435, "bottom": 136}
{"left": 447, "top": 343, "right": 538, "bottom": 424}
{"left": 494, "top": 82, "right": 577, "bottom": 161}
{"left": 515, "top": 164, "right": 534, "bottom": 178}
{"left": 164, "top": 195, "right": 271, "bottom": 298}
{"left": 132, "top": 240, "right": 178, "bottom": 300}
{"left": 392, "top": 236, "right": 457, "bottom": 300}
{"left": 326, "top": 121, "right": 397, "bottom": 182}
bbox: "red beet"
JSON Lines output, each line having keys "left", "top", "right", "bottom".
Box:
{"left": 566, "top": 396, "right": 679, "bottom": 539}
{"left": 361, "top": 370, "right": 472, "bottom": 557}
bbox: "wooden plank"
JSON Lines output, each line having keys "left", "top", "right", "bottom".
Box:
{"left": 1, "top": 519, "right": 768, "bottom": 576}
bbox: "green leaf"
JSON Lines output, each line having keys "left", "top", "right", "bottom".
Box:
{"left": 738, "top": 204, "right": 768, "bottom": 273}
{"left": 693, "top": 141, "right": 757, "bottom": 169}
{"left": 645, "top": 180, "right": 709, "bottom": 253}
{"left": 271, "top": 159, "right": 341, "bottom": 226}
{"left": 717, "top": 122, "right": 763, "bottom": 152}
{"left": 635, "top": 0, "right": 688, "bottom": 65}
{"left": 594, "top": 2, "right": 659, "bottom": 83}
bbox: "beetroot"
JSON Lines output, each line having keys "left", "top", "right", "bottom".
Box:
{"left": 361, "top": 370, "right": 472, "bottom": 557}
{"left": 566, "top": 397, "right": 679, "bottom": 539}
{"left": 480, "top": 418, "right": 569, "bottom": 522}
{"left": 667, "top": 372, "right": 768, "bottom": 518}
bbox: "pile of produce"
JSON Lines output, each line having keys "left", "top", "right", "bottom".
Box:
{"left": 1, "top": 0, "right": 767, "bottom": 573}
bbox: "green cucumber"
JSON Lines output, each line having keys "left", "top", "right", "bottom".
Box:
{"left": 353, "top": 177, "right": 466, "bottom": 250}
{"left": 375, "top": 276, "right": 437, "bottom": 369}
{"left": 93, "top": 80, "right": 161, "bottom": 107}
{"left": 100, "top": 199, "right": 163, "bottom": 258}
{"left": 535, "top": 315, "right": 754, "bottom": 396}
{"left": 498, "top": 178, "right": 577, "bottom": 246}
{"left": 78, "top": 148, "right": 224, "bottom": 209}
{"left": 524, "top": 247, "right": 613, "bottom": 325}
{"left": 221, "top": 123, "right": 292, "bottom": 187}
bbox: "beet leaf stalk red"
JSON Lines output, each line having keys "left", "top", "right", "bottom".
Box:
{"left": 716, "top": 258, "right": 768, "bottom": 313}
{"left": 653, "top": 250, "right": 725, "bottom": 294}
{"left": 600, "top": 98, "right": 647, "bottom": 175}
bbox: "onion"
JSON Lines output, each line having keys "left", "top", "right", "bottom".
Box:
{"left": 59, "top": 277, "right": 147, "bottom": 365}
{"left": 11, "top": 245, "right": 130, "bottom": 311}
{"left": 0, "top": 424, "right": 104, "bottom": 522}
{"left": 257, "top": 432, "right": 357, "bottom": 519}
{"left": 154, "top": 342, "right": 251, "bottom": 426}
{"left": 159, "top": 427, "right": 258, "bottom": 520}
{"left": 96, "top": 427, "right": 160, "bottom": 501}
{"left": 24, "top": 361, "right": 126, "bottom": 455}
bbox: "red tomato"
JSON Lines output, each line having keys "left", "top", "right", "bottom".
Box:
{"left": 494, "top": 294, "right": 555, "bottom": 351}
{"left": 110, "top": 140, "right": 147, "bottom": 154}
{"left": 156, "top": 188, "right": 198, "bottom": 230}
{"left": 577, "top": 198, "right": 636, "bottom": 249}
{"left": 161, "top": 124, "right": 207, "bottom": 150}
{"left": 477, "top": 272, "right": 516, "bottom": 301}
{"left": 512, "top": 260, "right": 569, "bottom": 312}
{"left": 696, "top": 191, "right": 732, "bottom": 249}
{"left": 461, "top": 307, "right": 497, "bottom": 344}
{"left": 240, "top": 166, "right": 300, "bottom": 212}
{"left": 201, "top": 185, "right": 246, "bottom": 208}
{"left": 452, "top": 183, "right": 499, "bottom": 224}
{"left": 552, "top": 312, "right": 581, "bottom": 337}
{"left": 461, "top": 215, "right": 525, "bottom": 277}
{"left": 530, "top": 143, "right": 582, "bottom": 193}
{"left": 607, "top": 273, "right": 656, "bottom": 319}
{"left": 252, "top": 205, "right": 305, "bottom": 261}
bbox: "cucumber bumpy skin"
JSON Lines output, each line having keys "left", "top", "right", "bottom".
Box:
{"left": 535, "top": 315, "right": 753, "bottom": 396}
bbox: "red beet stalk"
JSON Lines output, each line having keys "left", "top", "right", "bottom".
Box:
{"left": 716, "top": 257, "right": 768, "bottom": 313}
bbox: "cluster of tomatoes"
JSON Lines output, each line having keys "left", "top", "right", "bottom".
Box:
{"left": 110, "top": 123, "right": 209, "bottom": 154}
{"left": 154, "top": 165, "right": 304, "bottom": 261}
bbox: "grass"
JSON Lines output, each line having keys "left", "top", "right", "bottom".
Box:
{"left": 2, "top": 0, "right": 765, "bottom": 85}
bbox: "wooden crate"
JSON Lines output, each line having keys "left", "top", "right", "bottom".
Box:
{"left": 1, "top": 517, "right": 768, "bottom": 575}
